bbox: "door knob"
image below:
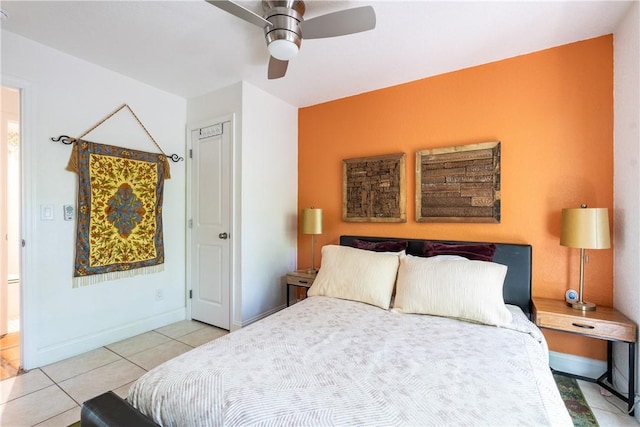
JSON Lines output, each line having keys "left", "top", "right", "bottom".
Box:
{"left": 219, "top": 232, "right": 229, "bottom": 239}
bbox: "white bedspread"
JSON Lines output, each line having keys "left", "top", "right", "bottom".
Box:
{"left": 129, "top": 296, "right": 572, "bottom": 426}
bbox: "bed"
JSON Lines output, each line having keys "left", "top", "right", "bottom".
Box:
{"left": 81, "top": 236, "right": 572, "bottom": 427}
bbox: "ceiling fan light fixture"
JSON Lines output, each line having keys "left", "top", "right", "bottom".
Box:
{"left": 263, "top": 5, "right": 302, "bottom": 61}
{"left": 208, "top": 0, "right": 376, "bottom": 79}
{"left": 267, "top": 39, "right": 299, "bottom": 60}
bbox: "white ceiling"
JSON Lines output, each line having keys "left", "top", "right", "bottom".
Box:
{"left": 0, "top": 1, "right": 633, "bottom": 107}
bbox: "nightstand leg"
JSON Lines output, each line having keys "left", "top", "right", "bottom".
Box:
{"left": 594, "top": 341, "right": 636, "bottom": 416}
{"left": 286, "top": 284, "right": 290, "bottom": 307}
{"left": 629, "top": 342, "right": 635, "bottom": 415}
{"left": 607, "top": 341, "right": 613, "bottom": 384}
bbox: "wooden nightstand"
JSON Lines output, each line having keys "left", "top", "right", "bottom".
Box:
{"left": 286, "top": 270, "right": 317, "bottom": 306}
{"left": 533, "top": 297, "right": 637, "bottom": 414}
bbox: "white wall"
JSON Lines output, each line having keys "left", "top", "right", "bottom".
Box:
{"left": 187, "top": 81, "right": 298, "bottom": 328}
{"left": 613, "top": 0, "right": 640, "bottom": 411}
{"left": 240, "top": 82, "right": 298, "bottom": 322}
{"left": 1, "top": 30, "right": 187, "bottom": 368}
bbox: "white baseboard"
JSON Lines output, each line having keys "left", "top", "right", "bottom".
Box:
{"left": 550, "top": 350, "right": 633, "bottom": 396}
{"left": 231, "top": 304, "right": 286, "bottom": 331}
{"left": 549, "top": 350, "right": 607, "bottom": 379}
{"left": 30, "top": 308, "right": 186, "bottom": 369}
{"left": 551, "top": 350, "right": 640, "bottom": 422}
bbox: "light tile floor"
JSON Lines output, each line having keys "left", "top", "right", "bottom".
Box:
{"left": 0, "top": 320, "right": 227, "bottom": 426}
{"left": 1, "top": 320, "right": 638, "bottom": 426}
{"left": 579, "top": 380, "right": 640, "bottom": 426}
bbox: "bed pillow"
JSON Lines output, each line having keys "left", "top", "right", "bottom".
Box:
{"left": 307, "top": 245, "right": 400, "bottom": 309}
{"left": 422, "top": 241, "right": 497, "bottom": 262}
{"left": 393, "top": 254, "right": 512, "bottom": 326}
{"left": 351, "top": 239, "right": 408, "bottom": 253}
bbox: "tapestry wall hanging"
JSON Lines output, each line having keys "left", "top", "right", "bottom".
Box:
{"left": 67, "top": 140, "right": 169, "bottom": 286}
{"left": 63, "top": 104, "right": 172, "bottom": 287}
{"left": 342, "top": 153, "right": 406, "bottom": 222}
{"left": 416, "top": 141, "right": 500, "bottom": 223}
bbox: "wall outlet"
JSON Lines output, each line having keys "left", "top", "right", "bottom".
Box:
{"left": 155, "top": 288, "right": 164, "bottom": 301}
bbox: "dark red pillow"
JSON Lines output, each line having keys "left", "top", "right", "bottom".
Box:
{"left": 422, "top": 241, "right": 497, "bottom": 262}
{"left": 352, "top": 239, "right": 408, "bottom": 253}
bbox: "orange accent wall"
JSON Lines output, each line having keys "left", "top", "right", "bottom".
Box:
{"left": 298, "top": 36, "right": 613, "bottom": 360}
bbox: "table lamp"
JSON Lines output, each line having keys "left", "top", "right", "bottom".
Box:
{"left": 560, "top": 204, "right": 610, "bottom": 311}
{"left": 301, "top": 207, "right": 322, "bottom": 274}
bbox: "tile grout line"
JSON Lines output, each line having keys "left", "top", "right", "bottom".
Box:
{"left": 153, "top": 324, "right": 209, "bottom": 341}
{"left": 100, "top": 345, "right": 156, "bottom": 382}
{"left": 0, "top": 368, "right": 46, "bottom": 405}
{"left": 32, "top": 406, "right": 79, "bottom": 427}
{"left": 27, "top": 369, "right": 81, "bottom": 426}
{"left": 108, "top": 337, "right": 196, "bottom": 369}
{"left": 49, "top": 357, "right": 126, "bottom": 405}
{"left": 102, "top": 344, "right": 149, "bottom": 372}
{"left": 42, "top": 353, "right": 125, "bottom": 387}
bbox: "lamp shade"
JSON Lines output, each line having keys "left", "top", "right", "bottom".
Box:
{"left": 560, "top": 207, "right": 610, "bottom": 249}
{"left": 301, "top": 208, "right": 322, "bottom": 235}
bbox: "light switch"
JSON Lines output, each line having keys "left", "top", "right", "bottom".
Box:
{"left": 41, "top": 204, "right": 54, "bottom": 220}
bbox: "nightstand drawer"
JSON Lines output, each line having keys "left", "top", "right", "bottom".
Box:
{"left": 535, "top": 311, "right": 635, "bottom": 341}
{"left": 286, "top": 274, "right": 315, "bottom": 288}
{"left": 533, "top": 298, "right": 637, "bottom": 343}
{"left": 286, "top": 271, "right": 317, "bottom": 307}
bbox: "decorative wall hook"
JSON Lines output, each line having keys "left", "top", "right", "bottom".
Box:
{"left": 51, "top": 135, "right": 76, "bottom": 145}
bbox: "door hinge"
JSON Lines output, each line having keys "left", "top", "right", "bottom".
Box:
{"left": 189, "top": 149, "right": 193, "bottom": 159}
{"left": 188, "top": 219, "right": 193, "bottom": 229}
{"left": 189, "top": 290, "right": 193, "bottom": 299}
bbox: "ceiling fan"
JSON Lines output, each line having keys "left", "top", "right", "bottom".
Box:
{"left": 206, "top": 0, "right": 376, "bottom": 79}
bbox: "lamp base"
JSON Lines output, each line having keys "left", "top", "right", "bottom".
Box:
{"left": 304, "top": 268, "right": 318, "bottom": 275}
{"left": 567, "top": 300, "right": 596, "bottom": 311}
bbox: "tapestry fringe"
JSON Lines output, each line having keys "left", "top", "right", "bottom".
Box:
{"left": 72, "top": 264, "right": 164, "bottom": 288}
{"left": 66, "top": 142, "right": 79, "bottom": 173}
{"left": 163, "top": 156, "right": 171, "bottom": 179}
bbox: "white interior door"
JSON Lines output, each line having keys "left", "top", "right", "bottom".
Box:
{"left": 188, "top": 121, "right": 232, "bottom": 330}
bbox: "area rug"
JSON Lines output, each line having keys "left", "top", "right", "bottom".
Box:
{"left": 554, "top": 373, "right": 599, "bottom": 426}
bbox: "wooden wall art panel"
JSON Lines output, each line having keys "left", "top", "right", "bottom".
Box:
{"left": 416, "top": 142, "right": 500, "bottom": 223}
{"left": 343, "top": 153, "right": 406, "bottom": 222}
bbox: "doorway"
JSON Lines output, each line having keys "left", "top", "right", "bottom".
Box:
{"left": 0, "top": 85, "right": 21, "bottom": 379}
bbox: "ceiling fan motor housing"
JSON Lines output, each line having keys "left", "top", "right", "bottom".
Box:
{"left": 262, "top": 0, "right": 305, "bottom": 60}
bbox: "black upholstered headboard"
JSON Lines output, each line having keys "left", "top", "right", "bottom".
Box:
{"left": 339, "top": 235, "right": 533, "bottom": 319}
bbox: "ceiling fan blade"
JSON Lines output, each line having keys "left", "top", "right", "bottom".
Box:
{"left": 300, "top": 6, "right": 376, "bottom": 39}
{"left": 205, "top": 0, "right": 270, "bottom": 28}
{"left": 268, "top": 57, "right": 288, "bottom": 79}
